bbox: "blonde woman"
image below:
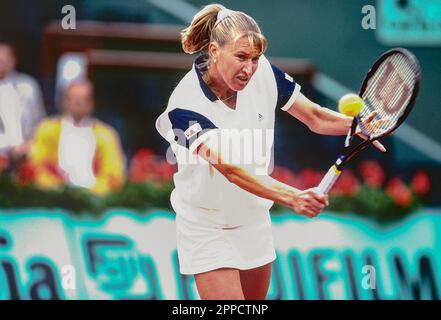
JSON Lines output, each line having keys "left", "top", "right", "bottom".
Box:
{"left": 156, "top": 4, "right": 384, "bottom": 300}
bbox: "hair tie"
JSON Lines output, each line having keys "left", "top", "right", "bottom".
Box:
{"left": 215, "top": 8, "right": 235, "bottom": 25}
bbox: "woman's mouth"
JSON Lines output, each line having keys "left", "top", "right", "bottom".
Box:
{"left": 236, "top": 76, "right": 249, "bottom": 84}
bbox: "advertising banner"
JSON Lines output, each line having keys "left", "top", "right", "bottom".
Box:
{"left": 0, "top": 209, "right": 439, "bottom": 300}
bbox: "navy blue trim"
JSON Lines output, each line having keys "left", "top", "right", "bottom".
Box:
{"left": 271, "top": 64, "right": 297, "bottom": 109}
{"left": 194, "top": 55, "right": 218, "bottom": 102}
{"left": 168, "top": 108, "right": 218, "bottom": 149}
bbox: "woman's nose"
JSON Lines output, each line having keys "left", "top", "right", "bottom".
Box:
{"left": 243, "top": 60, "right": 253, "bottom": 75}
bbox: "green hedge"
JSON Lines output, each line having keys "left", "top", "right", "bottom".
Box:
{"left": 0, "top": 174, "right": 423, "bottom": 223}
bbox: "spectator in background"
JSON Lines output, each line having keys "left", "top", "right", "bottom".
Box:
{"left": 30, "top": 80, "right": 126, "bottom": 195}
{"left": 0, "top": 41, "right": 46, "bottom": 165}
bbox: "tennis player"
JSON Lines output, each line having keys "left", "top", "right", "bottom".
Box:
{"left": 156, "top": 4, "right": 385, "bottom": 300}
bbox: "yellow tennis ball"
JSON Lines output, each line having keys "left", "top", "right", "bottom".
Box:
{"left": 338, "top": 93, "right": 363, "bottom": 117}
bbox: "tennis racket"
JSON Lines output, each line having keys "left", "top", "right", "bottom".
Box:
{"left": 316, "top": 48, "right": 421, "bottom": 195}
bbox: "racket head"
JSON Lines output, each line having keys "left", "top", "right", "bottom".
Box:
{"left": 356, "top": 48, "right": 421, "bottom": 140}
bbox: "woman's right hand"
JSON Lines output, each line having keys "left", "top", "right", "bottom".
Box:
{"left": 290, "top": 188, "right": 329, "bottom": 218}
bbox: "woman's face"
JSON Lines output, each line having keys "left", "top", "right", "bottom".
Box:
{"left": 212, "top": 36, "right": 261, "bottom": 91}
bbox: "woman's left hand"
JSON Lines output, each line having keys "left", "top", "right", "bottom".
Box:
{"left": 356, "top": 111, "right": 387, "bottom": 153}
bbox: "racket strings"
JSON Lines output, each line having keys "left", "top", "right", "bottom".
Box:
{"left": 360, "top": 53, "right": 418, "bottom": 138}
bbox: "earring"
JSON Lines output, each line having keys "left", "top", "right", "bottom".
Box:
{"left": 213, "top": 58, "right": 217, "bottom": 63}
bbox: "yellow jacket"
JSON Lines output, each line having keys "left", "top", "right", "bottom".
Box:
{"left": 29, "top": 117, "right": 126, "bottom": 195}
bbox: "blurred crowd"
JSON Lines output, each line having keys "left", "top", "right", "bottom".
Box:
{"left": 0, "top": 41, "right": 125, "bottom": 195}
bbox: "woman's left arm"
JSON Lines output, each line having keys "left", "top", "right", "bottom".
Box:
{"left": 285, "top": 92, "right": 386, "bottom": 152}
{"left": 286, "top": 92, "right": 352, "bottom": 135}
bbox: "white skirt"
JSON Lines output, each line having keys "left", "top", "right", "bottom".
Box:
{"left": 174, "top": 206, "right": 276, "bottom": 275}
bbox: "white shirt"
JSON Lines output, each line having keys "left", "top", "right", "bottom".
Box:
{"left": 0, "top": 72, "right": 46, "bottom": 151}
{"left": 156, "top": 55, "right": 301, "bottom": 227}
{"left": 58, "top": 116, "right": 97, "bottom": 189}
{"left": 0, "top": 81, "right": 24, "bottom": 148}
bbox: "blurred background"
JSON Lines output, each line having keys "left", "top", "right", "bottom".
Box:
{"left": 0, "top": 0, "right": 440, "bottom": 300}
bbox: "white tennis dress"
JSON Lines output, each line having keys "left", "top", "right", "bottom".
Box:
{"left": 156, "top": 54, "right": 301, "bottom": 275}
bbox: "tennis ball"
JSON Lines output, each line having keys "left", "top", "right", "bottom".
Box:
{"left": 338, "top": 93, "right": 364, "bottom": 117}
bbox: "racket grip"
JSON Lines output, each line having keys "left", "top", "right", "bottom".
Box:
{"left": 316, "top": 165, "right": 342, "bottom": 195}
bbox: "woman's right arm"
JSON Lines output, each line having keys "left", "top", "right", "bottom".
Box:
{"left": 196, "top": 142, "right": 328, "bottom": 218}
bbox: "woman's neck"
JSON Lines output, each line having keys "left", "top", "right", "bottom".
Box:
{"left": 203, "top": 68, "right": 237, "bottom": 107}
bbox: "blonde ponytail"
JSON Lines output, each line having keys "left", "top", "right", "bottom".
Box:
{"left": 181, "top": 4, "right": 225, "bottom": 54}
{"left": 181, "top": 4, "right": 267, "bottom": 57}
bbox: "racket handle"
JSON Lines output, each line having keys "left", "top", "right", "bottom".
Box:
{"left": 316, "top": 165, "right": 342, "bottom": 195}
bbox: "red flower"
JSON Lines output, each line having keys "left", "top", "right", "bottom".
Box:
{"left": 44, "top": 162, "right": 66, "bottom": 181}
{"left": 129, "top": 164, "right": 145, "bottom": 184}
{"left": 331, "top": 170, "right": 360, "bottom": 197}
{"left": 15, "top": 161, "right": 36, "bottom": 186}
{"left": 93, "top": 157, "right": 101, "bottom": 176}
{"left": 359, "top": 160, "right": 385, "bottom": 188}
{"left": 386, "top": 177, "right": 413, "bottom": 208}
{"left": 0, "top": 154, "right": 9, "bottom": 172}
{"left": 411, "top": 171, "right": 430, "bottom": 196}
{"left": 129, "top": 148, "right": 176, "bottom": 184}
{"left": 272, "top": 166, "right": 296, "bottom": 185}
{"left": 157, "top": 160, "right": 176, "bottom": 181}
{"left": 134, "top": 148, "right": 155, "bottom": 160}
{"left": 129, "top": 148, "right": 156, "bottom": 183}
{"left": 296, "top": 168, "right": 323, "bottom": 189}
